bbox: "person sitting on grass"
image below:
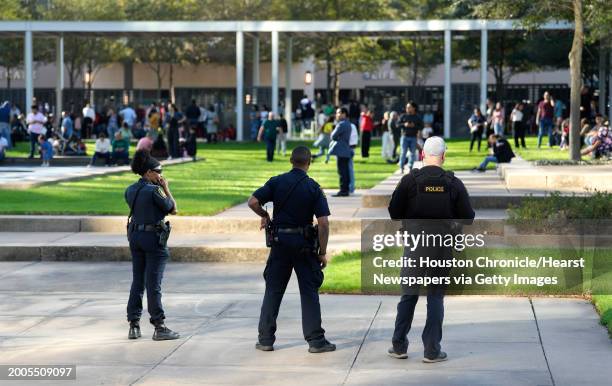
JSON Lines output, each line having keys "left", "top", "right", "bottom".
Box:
{"left": 0, "top": 135, "right": 8, "bottom": 162}
{"left": 559, "top": 119, "right": 570, "bottom": 150}
{"left": 472, "top": 134, "right": 515, "bottom": 172}
{"left": 581, "top": 125, "right": 612, "bottom": 159}
{"left": 38, "top": 134, "right": 54, "bottom": 167}
{"left": 50, "top": 133, "right": 65, "bottom": 155}
{"left": 89, "top": 132, "right": 111, "bottom": 167}
{"left": 136, "top": 131, "right": 154, "bottom": 152}
{"left": 112, "top": 131, "right": 130, "bottom": 165}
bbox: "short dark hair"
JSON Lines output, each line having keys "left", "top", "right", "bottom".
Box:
{"left": 31, "top": 105, "right": 38, "bottom": 110}
{"left": 338, "top": 107, "right": 348, "bottom": 116}
{"left": 407, "top": 101, "right": 418, "bottom": 111}
{"left": 290, "top": 146, "right": 311, "bottom": 166}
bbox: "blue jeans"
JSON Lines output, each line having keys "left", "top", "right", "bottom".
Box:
{"left": 479, "top": 155, "right": 498, "bottom": 170}
{"left": 538, "top": 117, "right": 554, "bottom": 147}
{"left": 349, "top": 153, "right": 355, "bottom": 193}
{"left": 0, "top": 122, "right": 11, "bottom": 148}
{"left": 494, "top": 122, "right": 504, "bottom": 136}
{"left": 0, "top": 150, "right": 5, "bottom": 161}
{"left": 400, "top": 136, "right": 417, "bottom": 170}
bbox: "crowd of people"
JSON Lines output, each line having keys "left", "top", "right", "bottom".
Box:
{"left": 0, "top": 97, "right": 235, "bottom": 166}
{"left": 467, "top": 89, "right": 612, "bottom": 160}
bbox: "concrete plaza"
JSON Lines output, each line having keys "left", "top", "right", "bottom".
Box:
{"left": 0, "top": 261, "right": 610, "bottom": 386}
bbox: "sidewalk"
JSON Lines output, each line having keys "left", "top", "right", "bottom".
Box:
{"left": 0, "top": 261, "right": 609, "bottom": 385}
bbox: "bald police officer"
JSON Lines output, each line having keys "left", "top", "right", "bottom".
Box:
{"left": 248, "top": 146, "right": 336, "bottom": 353}
{"left": 387, "top": 137, "right": 475, "bottom": 362}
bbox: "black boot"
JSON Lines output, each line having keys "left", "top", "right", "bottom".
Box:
{"left": 128, "top": 320, "right": 141, "bottom": 340}
{"left": 152, "top": 322, "right": 180, "bottom": 341}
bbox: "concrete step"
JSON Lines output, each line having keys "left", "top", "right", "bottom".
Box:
{"left": 0, "top": 232, "right": 359, "bottom": 262}
{"left": 362, "top": 193, "right": 550, "bottom": 209}
{"left": 0, "top": 215, "right": 362, "bottom": 234}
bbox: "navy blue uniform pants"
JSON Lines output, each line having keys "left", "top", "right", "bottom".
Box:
{"left": 258, "top": 244, "right": 325, "bottom": 347}
{"left": 126, "top": 231, "right": 168, "bottom": 324}
{"left": 392, "top": 287, "right": 445, "bottom": 359}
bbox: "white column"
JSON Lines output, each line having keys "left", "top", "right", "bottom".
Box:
{"left": 24, "top": 30, "right": 33, "bottom": 113}
{"left": 284, "top": 36, "right": 293, "bottom": 138}
{"left": 56, "top": 35, "right": 64, "bottom": 125}
{"left": 480, "top": 28, "right": 488, "bottom": 114}
{"left": 271, "top": 30, "right": 279, "bottom": 116}
{"left": 236, "top": 31, "right": 244, "bottom": 141}
{"left": 443, "top": 29, "right": 452, "bottom": 139}
{"left": 252, "top": 35, "right": 260, "bottom": 105}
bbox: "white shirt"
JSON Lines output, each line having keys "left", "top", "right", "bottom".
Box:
{"left": 119, "top": 107, "right": 136, "bottom": 126}
{"left": 349, "top": 123, "right": 359, "bottom": 146}
{"left": 198, "top": 107, "right": 207, "bottom": 123}
{"left": 206, "top": 111, "right": 218, "bottom": 133}
{"left": 26, "top": 112, "right": 47, "bottom": 134}
{"left": 511, "top": 109, "right": 523, "bottom": 122}
{"left": 94, "top": 138, "right": 111, "bottom": 153}
{"left": 82, "top": 106, "right": 95, "bottom": 120}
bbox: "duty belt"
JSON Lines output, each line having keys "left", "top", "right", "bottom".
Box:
{"left": 133, "top": 224, "right": 158, "bottom": 232}
{"left": 277, "top": 227, "right": 305, "bottom": 234}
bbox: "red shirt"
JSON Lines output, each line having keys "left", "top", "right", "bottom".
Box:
{"left": 361, "top": 115, "right": 374, "bottom": 132}
{"left": 538, "top": 100, "right": 554, "bottom": 120}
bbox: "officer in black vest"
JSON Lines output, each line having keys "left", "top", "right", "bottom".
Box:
{"left": 387, "top": 136, "right": 475, "bottom": 363}
{"left": 125, "top": 150, "right": 179, "bottom": 341}
{"left": 248, "top": 146, "right": 336, "bottom": 353}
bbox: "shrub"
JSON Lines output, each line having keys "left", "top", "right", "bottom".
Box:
{"left": 508, "top": 191, "right": 612, "bottom": 222}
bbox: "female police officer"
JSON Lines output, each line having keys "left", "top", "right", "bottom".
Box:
{"left": 125, "top": 149, "right": 179, "bottom": 341}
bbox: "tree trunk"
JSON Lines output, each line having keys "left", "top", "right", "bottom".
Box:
{"left": 333, "top": 66, "right": 340, "bottom": 107}
{"left": 326, "top": 51, "right": 332, "bottom": 104}
{"left": 156, "top": 62, "right": 162, "bottom": 101}
{"left": 169, "top": 63, "right": 175, "bottom": 104}
{"left": 568, "top": 0, "right": 584, "bottom": 161}
{"left": 411, "top": 38, "right": 419, "bottom": 87}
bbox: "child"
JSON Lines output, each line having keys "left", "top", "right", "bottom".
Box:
{"left": 38, "top": 134, "right": 54, "bottom": 167}
{"left": 559, "top": 119, "right": 570, "bottom": 150}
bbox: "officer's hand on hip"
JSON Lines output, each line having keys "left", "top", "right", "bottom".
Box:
{"left": 260, "top": 215, "right": 270, "bottom": 230}
{"left": 318, "top": 253, "right": 328, "bottom": 269}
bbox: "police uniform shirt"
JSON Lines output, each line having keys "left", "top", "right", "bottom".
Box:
{"left": 125, "top": 178, "right": 175, "bottom": 225}
{"left": 253, "top": 168, "right": 330, "bottom": 228}
{"left": 388, "top": 165, "right": 475, "bottom": 221}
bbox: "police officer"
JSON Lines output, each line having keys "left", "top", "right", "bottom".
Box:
{"left": 247, "top": 146, "right": 336, "bottom": 353}
{"left": 125, "top": 150, "right": 180, "bottom": 341}
{"left": 387, "top": 136, "right": 475, "bottom": 363}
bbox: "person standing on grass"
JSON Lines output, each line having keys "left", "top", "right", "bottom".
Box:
{"left": 536, "top": 91, "right": 555, "bottom": 148}
{"left": 398, "top": 101, "right": 423, "bottom": 173}
{"left": 277, "top": 113, "right": 288, "bottom": 156}
{"left": 258, "top": 112, "right": 279, "bottom": 162}
{"left": 26, "top": 105, "right": 47, "bottom": 159}
{"left": 206, "top": 105, "right": 219, "bottom": 144}
{"left": 360, "top": 109, "right": 374, "bottom": 159}
{"left": 492, "top": 102, "right": 505, "bottom": 136}
{"left": 165, "top": 104, "right": 184, "bottom": 159}
{"left": 511, "top": 103, "right": 526, "bottom": 149}
{"left": 468, "top": 107, "right": 486, "bottom": 152}
{"left": 0, "top": 135, "right": 8, "bottom": 162}
{"left": 388, "top": 111, "right": 400, "bottom": 162}
{"left": 82, "top": 101, "right": 95, "bottom": 139}
{"left": 329, "top": 108, "right": 352, "bottom": 197}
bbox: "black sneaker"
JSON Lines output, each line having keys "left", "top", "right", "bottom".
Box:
{"left": 255, "top": 342, "right": 274, "bottom": 351}
{"left": 471, "top": 167, "right": 485, "bottom": 173}
{"left": 423, "top": 351, "right": 448, "bottom": 363}
{"left": 332, "top": 192, "right": 349, "bottom": 197}
{"left": 308, "top": 340, "right": 336, "bottom": 353}
{"left": 128, "top": 321, "right": 141, "bottom": 340}
{"left": 152, "top": 324, "right": 180, "bottom": 341}
{"left": 387, "top": 347, "right": 408, "bottom": 359}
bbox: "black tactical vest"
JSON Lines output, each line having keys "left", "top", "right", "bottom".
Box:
{"left": 410, "top": 168, "right": 454, "bottom": 219}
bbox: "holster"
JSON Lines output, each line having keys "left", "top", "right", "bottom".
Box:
{"left": 265, "top": 222, "right": 277, "bottom": 247}
{"left": 157, "top": 221, "right": 171, "bottom": 248}
{"left": 304, "top": 224, "right": 320, "bottom": 255}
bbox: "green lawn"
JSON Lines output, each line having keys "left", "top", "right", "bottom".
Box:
{"left": 0, "top": 140, "right": 398, "bottom": 215}
{"left": 592, "top": 295, "right": 612, "bottom": 337}
{"left": 513, "top": 136, "right": 573, "bottom": 162}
